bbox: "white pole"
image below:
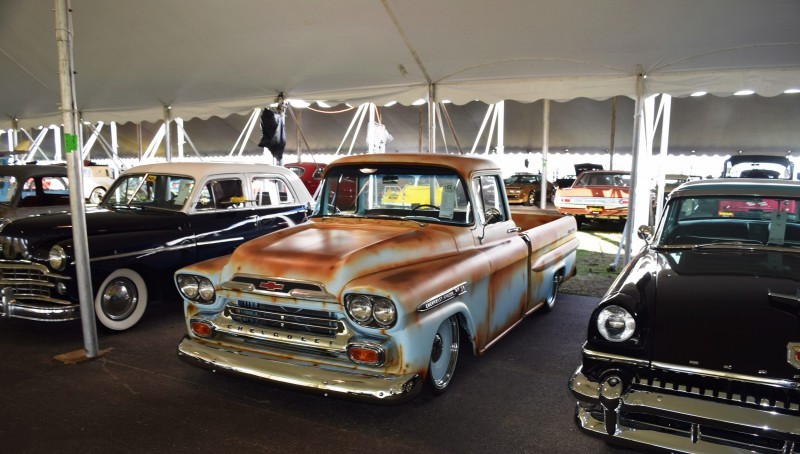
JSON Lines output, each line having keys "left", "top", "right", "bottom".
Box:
{"left": 55, "top": 0, "right": 99, "bottom": 357}
{"left": 335, "top": 104, "right": 366, "bottom": 155}
{"left": 654, "top": 95, "right": 672, "bottom": 222}
{"left": 496, "top": 100, "right": 505, "bottom": 155}
{"left": 471, "top": 104, "right": 495, "bottom": 155}
{"left": 624, "top": 70, "right": 645, "bottom": 264}
{"left": 427, "top": 84, "right": 436, "bottom": 153}
{"left": 163, "top": 105, "right": 172, "bottom": 162}
{"left": 540, "top": 100, "right": 550, "bottom": 209}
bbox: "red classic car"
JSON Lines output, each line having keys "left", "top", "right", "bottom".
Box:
{"left": 286, "top": 162, "right": 325, "bottom": 196}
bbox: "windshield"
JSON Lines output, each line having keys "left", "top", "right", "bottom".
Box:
{"left": 103, "top": 173, "right": 195, "bottom": 211}
{"left": 505, "top": 174, "right": 540, "bottom": 185}
{"left": 575, "top": 172, "right": 630, "bottom": 187}
{"left": 723, "top": 157, "right": 793, "bottom": 179}
{"left": 655, "top": 194, "right": 800, "bottom": 249}
{"left": 313, "top": 165, "right": 472, "bottom": 226}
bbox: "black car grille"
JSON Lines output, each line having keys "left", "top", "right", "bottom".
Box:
{"left": 227, "top": 299, "right": 342, "bottom": 336}
{"left": 634, "top": 368, "right": 800, "bottom": 415}
{"left": 0, "top": 263, "right": 54, "bottom": 299}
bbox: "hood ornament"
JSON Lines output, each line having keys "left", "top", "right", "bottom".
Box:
{"left": 789, "top": 343, "right": 800, "bottom": 370}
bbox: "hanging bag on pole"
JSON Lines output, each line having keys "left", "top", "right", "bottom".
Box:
{"left": 258, "top": 107, "right": 286, "bottom": 161}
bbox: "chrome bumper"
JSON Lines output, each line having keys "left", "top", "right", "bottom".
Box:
{"left": 0, "top": 287, "right": 80, "bottom": 321}
{"left": 178, "top": 336, "right": 422, "bottom": 403}
{"left": 568, "top": 366, "right": 800, "bottom": 453}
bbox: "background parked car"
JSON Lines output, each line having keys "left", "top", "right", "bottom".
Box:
{"left": 0, "top": 161, "right": 313, "bottom": 331}
{"left": 286, "top": 162, "right": 325, "bottom": 196}
{"left": 0, "top": 164, "right": 70, "bottom": 230}
{"left": 504, "top": 172, "right": 556, "bottom": 205}
{"left": 553, "top": 170, "right": 630, "bottom": 226}
{"left": 83, "top": 163, "right": 116, "bottom": 204}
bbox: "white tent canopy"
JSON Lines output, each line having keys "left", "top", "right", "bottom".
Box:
{"left": 2, "top": 0, "right": 799, "bottom": 129}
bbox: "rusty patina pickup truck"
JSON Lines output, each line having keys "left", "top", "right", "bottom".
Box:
{"left": 176, "top": 153, "right": 579, "bottom": 403}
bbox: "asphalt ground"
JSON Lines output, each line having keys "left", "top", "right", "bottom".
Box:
{"left": 0, "top": 291, "right": 631, "bottom": 454}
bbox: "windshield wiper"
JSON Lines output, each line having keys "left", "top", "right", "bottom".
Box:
{"left": 691, "top": 240, "right": 765, "bottom": 250}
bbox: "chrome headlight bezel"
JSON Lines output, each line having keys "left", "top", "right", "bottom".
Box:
{"left": 48, "top": 244, "right": 68, "bottom": 271}
{"left": 345, "top": 294, "right": 397, "bottom": 328}
{"left": 596, "top": 304, "right": 636, "bottom": 343}
{"left": 176, "top": 274, "right": 216, "bottom": 303}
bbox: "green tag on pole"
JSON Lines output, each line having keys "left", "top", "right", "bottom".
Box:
{"left": 64, "top": 133, "right": 78, "bottom": 153}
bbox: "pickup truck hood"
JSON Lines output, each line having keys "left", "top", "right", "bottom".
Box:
{"left": 223, "top": 218, "right": 461, "bottom": 296}
{"left": 651, "top": 249, "right": 800, "bottom": 382}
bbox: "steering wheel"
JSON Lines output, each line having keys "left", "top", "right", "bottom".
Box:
{"left": 410, "top": 204, "right": 440, "bottom": 213}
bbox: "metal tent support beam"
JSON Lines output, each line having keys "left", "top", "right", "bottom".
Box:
{"left": 653, "top": 95, "right": 673, "bottom": 221}
{"left": 427, "top": 84, "right": 436, "bottom": 153}
{"left": 624, "top": 70, "right": 646, "bottom": 264}
{"left": 163, "top": 105, "right": 172, "bottom": 162}
{"left": 540, "top": 99, "right": 550, "bottom": 209}
{"left": 55, "top": 0, "right": 99, "bottom": 358}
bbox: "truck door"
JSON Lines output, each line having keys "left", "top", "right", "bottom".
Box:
{"left": 472, "top": 174, "right": 530, "bottom": 343}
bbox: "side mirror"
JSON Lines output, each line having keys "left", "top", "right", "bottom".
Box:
{"left": 637, "top": 225, "right": 654, "bottom": 243}
{"left": 478, "top": 208, "right": 503, "bottom": 244}
{"left": 484, "top": 207, "right": 502, "bottom": 226}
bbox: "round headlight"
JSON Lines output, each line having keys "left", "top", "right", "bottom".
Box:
{"left": 348, "top": 295, "right": 373, "bottom": 323}
{"left": 177, "top": 275, "right": 199, "bottom": 299}
{"left": 48, "top": 245, "right": 68, "bottom": 271}
{"left": 597, "top": 305, "right": 636, "bottom": 342}
{"left": 197, "top": 277, "right": 215, "bottom": 301}
{"left": 372, "top": 298, "right": 396, "bottom": 326}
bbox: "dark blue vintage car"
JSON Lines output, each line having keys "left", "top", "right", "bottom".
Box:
{"left": 569, "top": 178, "right": 800, "bottom": 452}
{"left": 0, "top": 161, "right": 312, "bottom": 331}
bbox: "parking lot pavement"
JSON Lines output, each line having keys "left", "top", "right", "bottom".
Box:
{"left": 1, "top": 293, "right": 627, "bottom": 454}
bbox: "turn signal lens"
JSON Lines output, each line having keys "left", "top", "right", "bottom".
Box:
{"left": 597, "top": 305, "right": 636, "bottom": 342}
{"left": 347, "top": 344, "right": 384, "bottom": 366}
{"left": 190, "top": 320, "right": 214, "bottom": 338}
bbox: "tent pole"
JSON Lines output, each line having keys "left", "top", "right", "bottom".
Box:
{"left": 439, "top": 102, "right": 463, "bottom": 154}
{"left": 427, "top": 84, "right": 436, "bottom": 153}
{"left": 496, "top": 100, "right": 504, "bottom": 155}
{"left": 624, "top": 69, "right": 645, "bottom": 264}
{"left": 654, "top": 95, "right": 672, "bottom": 221}
{"left": 471, "top": 104, "right": 494, "bottom": 155}
{"left": 163, "top": 105, "right": 172, "bottom": 162}
{"left": 485, "top": 104, "right": 499, "bottom": 155}
{"left": 540, "top": 99, "right": 550, "bottom": 209}
{"left": 335, "top": 103, "right": 365, "bottom": 155}
{"left": 55, "top": 0, "right": 99, "bottom": 358}
{"left": 609, "top": 96, "right": 617, "bottom": 169}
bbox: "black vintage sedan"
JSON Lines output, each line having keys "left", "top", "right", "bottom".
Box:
{"left": 569, "top": 178, "right": 800, "bottom": 452}
{"left": 0, "top": 161, "right": 312, "bottom": 331}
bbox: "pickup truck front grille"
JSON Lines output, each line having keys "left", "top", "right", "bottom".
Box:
{"left": 227, "top": 299, "right": 342, "bottom": 336}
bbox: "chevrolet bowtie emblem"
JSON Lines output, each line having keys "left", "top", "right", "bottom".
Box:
{"left": 259, "top": 281, "right": 284, "bottom": 291}
{"left": 789, "top": 342, "right": 800, "bottom": 370}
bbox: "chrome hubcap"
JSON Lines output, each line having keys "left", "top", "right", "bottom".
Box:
{"left": 101, "top": 277, "right": 138, "bottom": 320}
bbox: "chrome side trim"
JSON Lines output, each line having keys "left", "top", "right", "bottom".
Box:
{"left": 417, "top": 282, "right": 467, "bottom": 312}
{"left": 581, "top": 346, "right": 650, "bottom": 367}
{"left": 90, "top": 242, "right": 195, "bottom": 262}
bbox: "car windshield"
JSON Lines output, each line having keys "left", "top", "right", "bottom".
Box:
{"left": 575, "top": 172, "right": 630, "bottom": 187}
{"left": 312, "top": 165, "right": 472, "bottom": 226}
{"left": 655, "top": 195, "right": 800, "bottom": 250}
{"left": 505, "top": 174, "right": 540, "bottom": 185}
{"left": 724, "top": 156, "right": 793, "bottom": 179}
{"left": 0, "top": 176, "right": 18, "bottom": 204}
{"left": 102, "top": 173, "right": 195, "bottom": 211}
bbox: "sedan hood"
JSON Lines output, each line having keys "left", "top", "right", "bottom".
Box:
{"left": 651, "top": 249, "right": 800, "bottom": 381}
{"left": 0, "top": 207, "right": 186, "bottom": 251}
{"left": 222, "top": 217, "right": 461, "bottom": 296}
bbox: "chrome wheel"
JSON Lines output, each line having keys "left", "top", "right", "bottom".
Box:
{"left": 427, "top": 315, "right": 459, "bottom": 394}
{"left": 525, "top": 191, "right": 536, "bottom": 206}
{"left": 94, "top": 268, "right": 148, "bottom": 331}
{"left": 542, "top": 272, "right": 562, "bottom": 312}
